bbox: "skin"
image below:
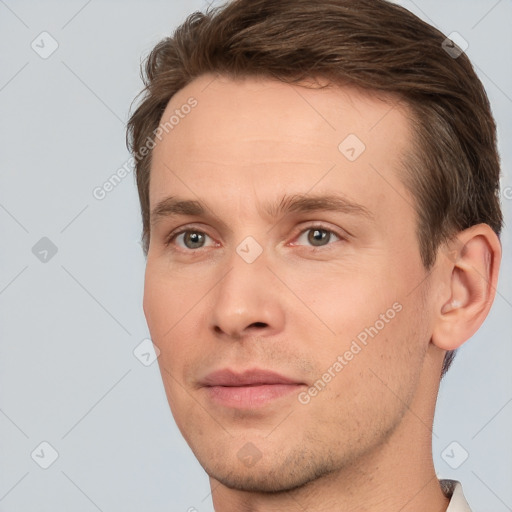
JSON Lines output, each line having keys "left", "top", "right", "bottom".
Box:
{"left": 143, "top": 74, "right": 501, "bottom": 511}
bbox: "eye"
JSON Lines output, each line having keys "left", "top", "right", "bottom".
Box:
{"left": 294, "top": 226, "right": 341, "bottom": 247}
{"left": 168, "top": 229, "right": 215, "bottom": 250}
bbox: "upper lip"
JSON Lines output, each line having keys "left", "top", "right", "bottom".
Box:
{"left": 200, "top": 368, "right": 304, "bottom": 387}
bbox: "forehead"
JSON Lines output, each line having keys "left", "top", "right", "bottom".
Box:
{"left": 149, "top": 74, "right": 414, "bottom": 220}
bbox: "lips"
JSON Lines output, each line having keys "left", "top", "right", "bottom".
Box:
{"left": 201, "top": 368, "right": 303, "bottom": 387}
{"left": 200, "top": 368, "right": 305, "bottom": 408}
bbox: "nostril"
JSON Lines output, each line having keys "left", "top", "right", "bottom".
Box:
{"left": 250, "top": 322, "right": 268, "bottom": 328}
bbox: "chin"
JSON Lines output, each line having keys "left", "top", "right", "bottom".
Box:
{"left": 202, "top": 448, "right": 339, "bottom": 494}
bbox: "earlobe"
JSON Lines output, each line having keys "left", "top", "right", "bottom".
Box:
{"left": 432, "top": 224, "right": 501, "bottom": 352}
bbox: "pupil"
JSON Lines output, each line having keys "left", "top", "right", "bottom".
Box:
{"left": 185, "top": 232, "right": 204, "bottom": 248}
{"left": 309, "top": 229, "right": 329, "bottom": 246}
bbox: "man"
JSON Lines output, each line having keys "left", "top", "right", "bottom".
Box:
{"left": 127, "top": 0, "right": 502, "bottom": 510}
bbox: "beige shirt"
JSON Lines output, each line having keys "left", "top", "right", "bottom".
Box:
{"left": 441, "top": 479, "right": 472, "bottom": 512}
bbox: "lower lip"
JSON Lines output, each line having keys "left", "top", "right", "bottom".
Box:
{"left": 204, "top": 384, "right": 302, "bottom": 408}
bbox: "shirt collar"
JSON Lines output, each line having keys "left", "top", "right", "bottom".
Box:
{"left": 441, "top": 479, "right": 472, "bottom": 512}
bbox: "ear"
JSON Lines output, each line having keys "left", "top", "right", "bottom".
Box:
{"left": 431, "top": 224, "right": 501, "bottom": 351}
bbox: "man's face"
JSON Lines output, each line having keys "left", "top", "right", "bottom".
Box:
{"left": 144, "top": 75, "right": 436, "bottom": 492}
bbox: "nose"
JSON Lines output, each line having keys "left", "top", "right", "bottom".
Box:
{"left": 209, "top": 247, "right": 286, "bottom": 340}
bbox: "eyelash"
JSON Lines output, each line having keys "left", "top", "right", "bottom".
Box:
{"left": 164, "top": 223, "right": 344, "bottom": 252}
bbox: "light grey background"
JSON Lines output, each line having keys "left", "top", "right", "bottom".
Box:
{"left": 0, "top": 1, "right": 510, "bottom": 511}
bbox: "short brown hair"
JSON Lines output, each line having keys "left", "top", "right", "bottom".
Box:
{"left": 127, "top": 0, "right": 503, "bottom": 377}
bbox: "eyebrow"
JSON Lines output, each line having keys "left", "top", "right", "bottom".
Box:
{"left": 150, "top": 193, "right": 373, "bottom": 227}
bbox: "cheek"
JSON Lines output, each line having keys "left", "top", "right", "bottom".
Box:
{"left": 297, "top": 266, "right": 426, "bottom": 394}
{"left": 144, "top": 263, "right": 201, "bottom": 335}
{"left": 143, "top": 269, "right": 201, "bottom": 374}
{"left": 287, "top": 263, "right": 401, "bottom": 343}
{"left": 300, "top": 302, "right": 426, "bottom": 442}
{"left": 143, "top": 274, "right": 173, "bottom": 339}
{"left": 144, "top": 273, "right": 202, "bottom": 423}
